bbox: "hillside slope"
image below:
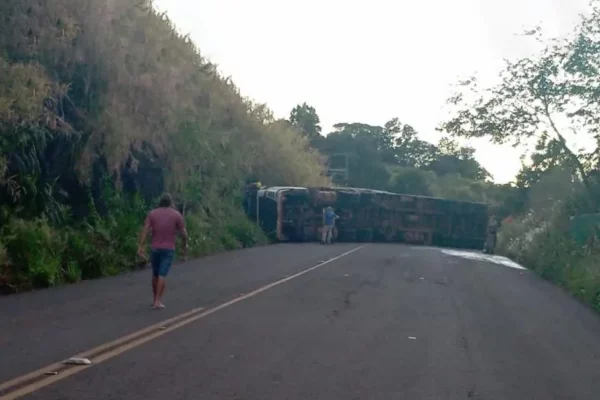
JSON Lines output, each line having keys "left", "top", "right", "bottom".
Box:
{"left": 0, "top": 0, "right": 328, "bottom": 292}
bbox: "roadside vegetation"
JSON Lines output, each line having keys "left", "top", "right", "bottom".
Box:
{"left": 441, "top": 2, "right": 600, "bottom": 312}
{"left": 3, "top": 0, "right": 600, "bottom": 306}
{"left": 0, "top": 0, "right": 327, "bottom": 292}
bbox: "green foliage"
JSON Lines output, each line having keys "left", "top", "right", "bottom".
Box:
{"left": 0, "top": 0, "right": 326, "bottom": 292}
{"left": 441, "top": 2, "right": 600, "bottom": 314}
{"left": 0, "top": 186, "right": 269, "bottom": 292}
{"left": 440, "top": 3, "right": 600, "bottom": 197}
{"left": 499, "top": 209, "right": 600, "bottom": 312}
{"left": 291, "top": 104, "right": 500, "bottom": 204}
{"left": 497, "top": 168, "right": 600, "bottom": 312}
{"left": 308, "top": 112, "right": 492, "bottom": 192}
{"left": 1, "top": 218, "right": 64, "bottom": 290}
{"left": 0, "top": 241, "right": 6, "bottom": 267}
{"left": 0, "top": 186, "right": 146, "bottom": 291}
{"left": 388, "top": 167, "right": 435, "bottom": 196}
{"left": 0, "top": 0, "right": 330, "bottom": 199}
{"left": 183, "top": 196, "right": 268, "bottom": 258}
{"left": 430, "top": 138, "right": 491, "bottom": 181}
{"left": 429, "top": 174, "right": 488, "bottom": 202}
{"left": 290, "top": 103, "right": 322, "bottom": 139}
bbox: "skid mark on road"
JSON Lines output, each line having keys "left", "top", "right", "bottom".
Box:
{"left": 441, "top": 249, "right": 526, "bottom": 270}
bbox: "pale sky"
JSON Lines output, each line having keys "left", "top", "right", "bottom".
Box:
{"left": 154, "top": 0, "right": 590, "bottom": 183}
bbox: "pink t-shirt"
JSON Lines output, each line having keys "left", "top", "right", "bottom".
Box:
{"left": 145, "top": 207, "right": 186, "bottom": 250}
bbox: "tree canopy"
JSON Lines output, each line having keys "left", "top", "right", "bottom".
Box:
{"left": 440, "top": 3, "right": 600, "bottom": 202}
{"left": 289, "top": 103, "right": 322, "bottom": 139}
{"left": 286, "top": 102, "right": 504, "bottom": 206}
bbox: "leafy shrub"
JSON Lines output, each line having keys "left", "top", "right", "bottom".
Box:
{"left": 497, "top": 170, "right": 600, "bottom": 312}
{"left": 1, "top": 218, "right": 64, "bottom": 290}
{"left": 0, "top": 241, "right": 6, "bottom": 267}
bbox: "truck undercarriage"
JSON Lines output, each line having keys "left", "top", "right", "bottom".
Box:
{"left": 245, "top": 186, "right": 488, "bottom": 250}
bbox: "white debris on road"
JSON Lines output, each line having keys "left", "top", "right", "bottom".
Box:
{"left": 63, "top": 357, "right": 92, "bottom": 365}
{"left": 440, "top": 249, "right": 526, "bottom": 270}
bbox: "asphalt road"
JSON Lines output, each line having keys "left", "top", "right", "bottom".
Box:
{"left": 2, "top": 243, "right": 600, "bottom": 399}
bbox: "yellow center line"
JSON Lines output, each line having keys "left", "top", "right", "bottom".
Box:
{"left": 0, "top": 306, "right": 207, "bottom": 393}
{"left": 0, "top": 245, "right": 365, "bottom": 400}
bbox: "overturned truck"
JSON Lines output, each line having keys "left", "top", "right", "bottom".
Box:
{"left": 244, "top": 186, "right": 488, "bottom": 250}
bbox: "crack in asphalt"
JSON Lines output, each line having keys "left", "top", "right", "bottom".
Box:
{"left": 328, "top": 259, "right": 391, "bottom": 322}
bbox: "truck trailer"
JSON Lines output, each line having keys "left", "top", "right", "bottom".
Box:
{"left": 244, "top": 185, "right": 489, "bottom": 250}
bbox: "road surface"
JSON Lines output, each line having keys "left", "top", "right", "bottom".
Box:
{"left": 1, "top": 243, "right": 600, "bottom": 399}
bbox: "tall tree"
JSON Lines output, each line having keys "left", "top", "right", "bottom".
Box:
{"left": 289, "top": 102, "right": 322, "bottom": 139}
{"left": 317, "top": 122, "right": 391, "bottom": 189}
{"left": 515, "top": 135, "right": 578, "bottom": 188}
{"left": 439, "top": 5, "right": 600, "bottom": 198}
{"left": 387, "top": 119, "right": 439, "bottom": 167}
{"left": 428, "top": 138, "right": 491, "bottom": 181}
{"left": 316, "top": 117, "right": 491, "bottom": 192}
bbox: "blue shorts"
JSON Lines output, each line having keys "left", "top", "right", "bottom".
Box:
{"left": 151, "top": 249, "right": 175, "bottom": 277}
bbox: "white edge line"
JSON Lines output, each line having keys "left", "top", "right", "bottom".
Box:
{"left": 196, "top": 245, "right": 367, "bottom": 316}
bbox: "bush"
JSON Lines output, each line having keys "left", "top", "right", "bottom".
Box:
{"left": 497, "top": 170, "right": 600, "bottom": 312}
{"left": 0, "top": 191, "right": 270, "bottom": 293}
{"left": 0, "top": 241, "right": 6, "bottom": 267}
{"left": 182, "top": 199, "right": 268, "bottom": 259}
{"left": 1, "top": 218, "right": 64, "bottom": 290}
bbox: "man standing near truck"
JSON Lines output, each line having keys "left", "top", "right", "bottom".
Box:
{"left": 484, "top": 215, "right": 499, "bottom": 254}
{"left": 321, "top": 206, "right": 339, "bottom": 244}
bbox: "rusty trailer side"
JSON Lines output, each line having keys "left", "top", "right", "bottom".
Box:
{"left": 246, "top": 186, "right": 488, "bottom": 250}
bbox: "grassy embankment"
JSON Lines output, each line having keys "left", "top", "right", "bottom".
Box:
{"left": 0, "top": 0, "right": 328, "bottom": 293}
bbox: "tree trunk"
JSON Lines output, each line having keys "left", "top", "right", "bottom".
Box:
{"left": 545, "top": 108, "right": 595, "bottom": 209}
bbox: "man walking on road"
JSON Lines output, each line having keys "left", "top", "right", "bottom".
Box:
{"left": 137, "top": 193, "right": 188, "bottom": 309}
{"left": 321, "top": 206, "right": 339, "bottom": 244}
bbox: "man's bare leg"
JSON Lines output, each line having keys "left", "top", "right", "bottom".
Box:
{"left": 152, "top": 276, "right": 158, "bottom": 306}
{"left": 152, "top": 276, "right": 159, "bottom": 307}
{"left": 156, "top": 277, "right": 166, "bottom": 308}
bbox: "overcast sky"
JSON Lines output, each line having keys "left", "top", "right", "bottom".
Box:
{"left": 154, "top": 0, "right": 590, "bottom": 183}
